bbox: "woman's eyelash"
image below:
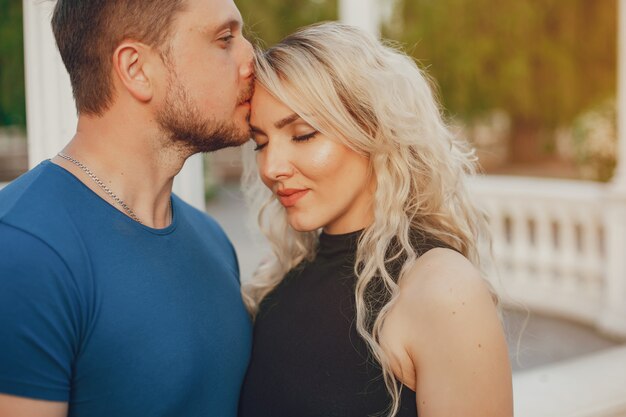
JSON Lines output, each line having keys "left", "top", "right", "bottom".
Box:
{"left": 253, "top": 131, "right": 317, "bottom": 152}
{"left": 293, "top": 132, "right": 318, "bottom": 142}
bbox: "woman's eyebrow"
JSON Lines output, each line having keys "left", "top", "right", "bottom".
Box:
{"left": 274, "top": 113, "right": 300, "bottom": 129}
{"left": 250, "top": 114, "right": 304, "bottom": 134}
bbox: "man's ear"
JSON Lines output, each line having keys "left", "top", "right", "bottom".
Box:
{"left": 112, "top": 41, "right": 158, "bottom": 103}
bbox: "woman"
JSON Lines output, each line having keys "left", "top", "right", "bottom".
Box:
{"left": 238, "top": 22, "right": 512, "bottom": 417}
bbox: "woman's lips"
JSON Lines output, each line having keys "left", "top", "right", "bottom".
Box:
{"left": 277, "top": 188, "right": 310, "bottom": 207}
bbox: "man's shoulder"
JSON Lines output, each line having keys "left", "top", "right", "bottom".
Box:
{"left": 0, "top": 161, "right": 69, "bottom": 222}
{"left": 0, "top": 162, "right": 91, "bottom": 274}
{"left": 0, "top": 221, "right": 70, "bottom": 277}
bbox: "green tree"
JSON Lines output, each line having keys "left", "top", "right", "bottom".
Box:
{"left": 236, "top": 0, "right": 337, "bottom": 47}
{"left": 387, "top": 0, "right": 616, "bottom": 162}
{"left": 0, "top": 0, "right": 26, "bottom": 128}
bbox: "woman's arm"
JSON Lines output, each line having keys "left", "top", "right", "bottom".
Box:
{"left": 381, "top": 248, "right": 513, "bottom": 417}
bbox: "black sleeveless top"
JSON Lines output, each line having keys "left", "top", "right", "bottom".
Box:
{"left": 238, "top": 230, "right": 442, "bottom": 417}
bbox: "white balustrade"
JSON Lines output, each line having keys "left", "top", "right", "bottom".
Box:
{"left": 470, "top": 175, "right": 626, "bottom": 338}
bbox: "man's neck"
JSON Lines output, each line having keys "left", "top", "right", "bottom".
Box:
{"left": 52, "top": 113, "right": 191, "bottom": 229}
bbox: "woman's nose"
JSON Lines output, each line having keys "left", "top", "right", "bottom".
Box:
{"left": 260, "top": 143, "right": 295, "bottom": 182}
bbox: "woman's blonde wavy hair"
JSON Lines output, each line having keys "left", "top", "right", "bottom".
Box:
{"left": 241, "top": 21, "right": 491, "bottom": 417}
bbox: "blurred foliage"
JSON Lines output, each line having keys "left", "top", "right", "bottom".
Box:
{"left": 386, "top": 0, "right": 616, "bottom": 160}
{"left": 0, "top": 0, "right": 26, "bottom": 128}
{"left": 236, "top": 0, "right": 338, "bottom": 47}
{"left": 571, "top": 100, "right": 616, "bottom": 181}
{"left": 0, "top": 0, "right": 616, "bottom": 154}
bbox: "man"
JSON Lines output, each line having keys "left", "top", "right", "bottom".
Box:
{"left": 0, "top": 0, "right": 254, "bottom": 415}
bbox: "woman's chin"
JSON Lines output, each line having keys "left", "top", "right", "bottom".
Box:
{"left": 287, "top": 217, "right": 321, "bottom": 233}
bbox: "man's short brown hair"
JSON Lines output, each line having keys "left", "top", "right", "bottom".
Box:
{"left": 52, "top": 0, "right": 186, "bottom": 115}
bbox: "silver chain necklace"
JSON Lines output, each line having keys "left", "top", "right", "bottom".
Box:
{"left": 57, "top": 152, "right": 171, "bottom": 225}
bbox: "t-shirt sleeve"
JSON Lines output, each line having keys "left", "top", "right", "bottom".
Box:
{"left": 0, "top": 222, "right": 80, "bottom": 401}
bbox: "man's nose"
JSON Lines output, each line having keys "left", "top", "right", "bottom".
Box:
{"left": 240, "top": 38, "right": 255, "bottom": 79}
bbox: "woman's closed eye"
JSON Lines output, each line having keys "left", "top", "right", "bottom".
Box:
{"left": 253, "top": 131, "right": 318, "bottom": 152}
{"left": 292, "top": 131, "right": 318, "bottom": 142}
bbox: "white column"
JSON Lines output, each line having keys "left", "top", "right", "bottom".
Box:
{"left": 22, "top": 0, "right": 76, "bottom": 166}
{"left": 600, "top": 0, "right": 626, "bottom": 338}
{"left": 173, "top": 154, "right": 205, "bottom": 211}
{"left": 339, "top": 0, "right": 381, "bottom": 36}
{"left": 615, "top": 0, "right": 626, "bottom": 190}
{"left": 22, "top": 0, "right": 205, "bottom": 210}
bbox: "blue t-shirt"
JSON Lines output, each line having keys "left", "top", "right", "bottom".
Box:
{"left": 0, "top": 160, "right": 252, "bottom": 416}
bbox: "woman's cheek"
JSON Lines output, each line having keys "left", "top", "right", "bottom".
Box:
{"left": 307, "top": 140, "right": 344, "bottom": 176}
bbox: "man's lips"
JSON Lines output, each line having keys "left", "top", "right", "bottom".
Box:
{"left": 277, "top": 188, "right": 310, "bottom": 207}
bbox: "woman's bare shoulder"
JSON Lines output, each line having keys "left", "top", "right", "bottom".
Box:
{"left": 382, "top": 248, "right": 512, "bottom": 416}
{"left": 396, "top": 248, "right": 492, "bottom": 315}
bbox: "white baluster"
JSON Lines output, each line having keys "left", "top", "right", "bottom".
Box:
{"left": 579, "top": 206, "right": 604, "bottom": 302}
{"left": 600, "top": 192, "right": 626, "bottom": 337}
{"left": 532, "top": 201, "right": 553, "bottom": 290}
{"left": 558, "top": 210, "right": 578, "bottom": 295}
{"left": 510, "top": 204, "right": 531, "bottom": 286}
{"left": 484, "top": 201, "right": 508, "bottom": 292}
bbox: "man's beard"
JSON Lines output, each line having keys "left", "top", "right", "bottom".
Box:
{"left": 156, "top": 72, "right": 253, "bottom": 154}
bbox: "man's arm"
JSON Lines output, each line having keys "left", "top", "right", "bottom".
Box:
{"left": 0, "top": 223, "right": 79, "bottom": 414}
{"left": 0, "top": 394, "right": 67, "bottom": 417}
